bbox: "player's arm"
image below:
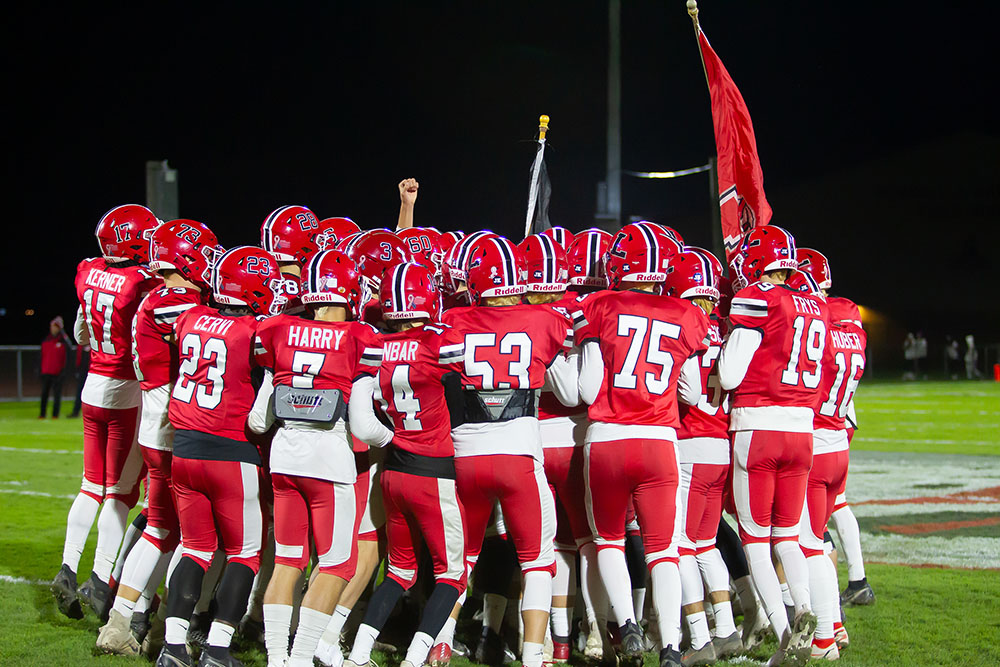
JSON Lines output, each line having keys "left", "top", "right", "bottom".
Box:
{"left": 73, "top": 305, "right": 90, "bottom": 346}
{"left": 718, "top": 328, "right": 762, "bottom": 391}
{"left": 545, "top": 348, "right": 580, "bottom": 407}
{"left": 348, "top": 376, "right": 393, "bottom": 447}
{"left": 578, "top": 341, "right": 605, "bottom": 406}
{"left": 396, "top": 178, "right": 419, "bottom": 231}
{"left": 247, "top": 369, "right": 276, "bottom": 434}
{"left": 677, "top": 355, "right": 702, "bottom": 406}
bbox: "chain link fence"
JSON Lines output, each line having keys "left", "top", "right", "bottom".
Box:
{"left": 0, "top": 345, "right": 80, "bottom": 401}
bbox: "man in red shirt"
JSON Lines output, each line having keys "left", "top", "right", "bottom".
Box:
{"left": 39, "top": 316, "right": 72, "bottom": 418}
{"left": 718, "top": 227, "right": 829, "bottom": 666}
{"left": 574, "top": 224, "right": 707, "bottom": 667}
{"left": 346, "top": 262, "right": 468, "bottom": 667}
{"left": 441, "top": 237, "right": 578, "bottom": 667}
{"left": 52, "top": 205, "right": 161, "bottom": 621}
{"left": 157, "top": 246, "right": 283, "bottom": 667}
{"left": 96, "top": 219, "right": 217, "bottom": 656}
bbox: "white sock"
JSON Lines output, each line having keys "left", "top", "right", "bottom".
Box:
{"left": 347, "top": 623, "right": 379, "bottom": 664}
{"left": 579, "top": 543, "right": 608, "bottom": 628}
{"left": 112, "top": 514, "right": 144, "bottom": 583}
{"left": 433, "top": 615, "right": 457, "bottom": 648}
{"left": 111, "top": 595, "right": 136, "bottom": 618}
{"left": 552, "top": 550, "right": 575, "bottom": 598}
{"left": 774, "top": 541, "right": 811, "bottom": 614}
{"left": 483, "top": 593, "right": 508, "bottom": 633}
{"left": 831, "top": 506, "right": 866, "bottom": 582}
{"left": 711, "top": 600, "right": 736, "bottom": 637}
{"left": 743, "top": 542, "right": 789, "bottom": 639}
{"left": 550, "top": 606, "right": 571, "bottom": 642}
{"left": 207, "top": 621, "right": 236, "bottom": 649}
{"left": 685, "top": 611, "right": 711, "bottom": 650}
{"left": 806, "top": 555, "right": 837, "bottom": 640}
{"left": 522, "top": 640, "right": 544, "bottom": 667}
{"left": 404, "top": 631, "right": 435, "bottom": 666}
{"left": 320, "top": 604, "right": 352, "bottom": 647}
{"left": 631, "top": 587, "right": 646, "bottom": 624}
{"left": 597, "top": 548, "right": 635, "bottom": 626}
{"left": 779, "top": 581, "right": 793, "bottom": 607}
{"left": 650, "top": 561, "right": 681, "bottom": 650}
{"left": 61, "top": 493, "right": 101, "bottom": 572}
{"left": 165, "top": 617, "right": 189, "bottom": 645}
{"left": 119, "top": 537, "right": 161, "bottom": 592}
{"left": 135, "top": 593, "right": 150, "bottom": 614}
{"left": 264, "top": 603, "right": 293, "bottom": 664}
{"left": 290, "top": 607, "right": 332, "bottom": 666}
{"left": 93, "top": 498, "right": 129, "bottom": 582}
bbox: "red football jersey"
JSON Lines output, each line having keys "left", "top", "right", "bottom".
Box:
{"left": 728, "top": 282, "right": 830, "bottom": 410}
{"left": 441, "top": 303, "right": 573, "bottom": 391}
{"left": 574, "top": 290, "right": 709, "bottom": 428}
{"left": 169, "top": 305, "right": 260, "bottom": 442}
{"left": 132, "top": 285, "right": 203, "bottom": 391}
{"left": 374, "top": 323, "right": 466, "bottom": 457}
{"left": 677, "top": 313, "right": 729, "bottom": 440}
{"left": 254, "top": 315, "right": 383, "bottom": 395}
{"left": 814, "top": 311, "right": 866, "bottom": 431}
{"left": 75, "top": 257, "right": 160, "bottom": 380}
{"left": 536, "top": 293, "right": 587, "bottom": 421}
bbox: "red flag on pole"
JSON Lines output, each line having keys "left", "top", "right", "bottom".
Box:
{"left": 698, "top": 28, "right": 772, "bottom": 261}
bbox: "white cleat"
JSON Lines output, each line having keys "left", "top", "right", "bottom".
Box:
{"left": 96, "top": 609, "right": 141, "bottom": 656}
{"left": 811, "top": 640, "right": 840, "bottom": 661}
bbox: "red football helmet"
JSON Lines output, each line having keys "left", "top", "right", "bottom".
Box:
{"left": 95, "top": 204, "right": 160, "bottom": 263}
{"left": 440, "top": 230, "right": 496, "bottom": 294}
{"left": 260, "top": 205, "right": 321, "bottom": 265}
{"left": 148, "top": 219, "right": 221, "bottom": 287}
{"left": 317, "top": 217, "right": 361, "bottom": 250}
{"left": 519, "top": 234, "right": 568, "bottom": 293}
{"left": 605, "top": 223, "right": 674, "bottom": 290}
{"left": 664, "top": 250, "right": 722, "bottom": 302}
{"left": 785, "top": 269, "right": 823, "bottom": 296}
{"left": 796, "top": 247, "right": 832, "bottom": 291}
{"left": 397, "top": 227, "right": 445, "bottom": 272}
{"left": 466, "top": 237, "right": 528, "bottom": 305}
{"left": 380, "top": 262, "right": 442, "bottom": 321}
{"left": 634, "top": 221, "right": 684, "bottom": 260}
{"left": 300, "top": 249, "right": 366, "bottom": 319}
{"left": 335, "top": 232, "right": 362, "bottom": 251}
{"left": 212, "top": 246, "right": 285, "bottom": 316}
{"left": 343, "top": 229, "right": 408, "bottom": 292}
{"left": 741, "top": 226, "right": 798, "bottom": 281}
{"left": 440, "top": 231, "right": 465, "bottom": 255}
{"left": 541, "top": 227, "right": 574, "bottom": 252}
{"left": 683, "top": 246, "right": 724, "bottom": 284}
{"left": 566, "top": 228, "right": 613, "bottom": 288}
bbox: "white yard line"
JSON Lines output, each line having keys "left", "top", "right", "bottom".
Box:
{"left": 853, "top": 437, "right": 999, "bottom": 446}
{"left": 0, "top": 445, "right": 81, "bottom": 455}
{"left": 0, "top": 488, "right": 75, "bottom": 500}
{"left": 0, "top": 574, "right": 48, "bottom": 586}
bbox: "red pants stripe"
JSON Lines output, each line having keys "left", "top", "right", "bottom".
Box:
{"left": 272, "top": 473, "right": 357, "bottom": 578}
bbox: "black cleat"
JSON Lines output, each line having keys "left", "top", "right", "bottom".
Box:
{"left": 841, "top": 580, "right": 875, "bottom": 606}
{"left": 51, "top": 564, "right": 83, "bottom": 619}
{"left": 131, "top": 609, "right": 152, "bottom": 644}
{"left": 77, "top": 572, "right": 112, "bottom": 620}
{"left": 198, "top": 648, "right": 245, "bottom": 666}
{"left": 475, "top": 628, "right": 505, "bottom": 666}
{"left": 659, "top": 646, "right": 683, "bottom": 667}
{"left": 187, "top": 610, "right": 212, "bottom": 651}
{"left": 618, "top": 620, "right": 646, "bottom": 667}
{"left": 157, "top": 643, "right": 193, "bottom": 667}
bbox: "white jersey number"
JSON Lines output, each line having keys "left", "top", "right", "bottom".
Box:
{"left": 612, "top": 314, "right": 681, "bottom": 396}
{"left": 464, "top": 332, "right": 532, "bottom": 390}
{"left": 82, "top": 288, "right": 117, "bottom": 354}
{"left": 173, "top": 334, "right": 228, "bottom": 409}
{"left": 780, "top": 315, "right": 827, "bottom": 389}
{"left": 818, "top": 352, "right": 865, "bottom": 418}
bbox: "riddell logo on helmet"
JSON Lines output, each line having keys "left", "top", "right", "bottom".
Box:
{"left": 631, "top": 273, "right": 663, "bottom": 281}
{"left": 491, "top": 286, "right": 524, "bottom": 296}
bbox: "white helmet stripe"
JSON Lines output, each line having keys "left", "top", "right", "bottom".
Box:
{"left": 494, "top": 238, "right": 516, "bottom": 285}
{"left": 262, "top": 206, "right": 294, "bottom": 253}
{"left": 587, "top": 231, "right": 600, "bottom": 277}
{"left": 393, "top": 263, "right": 407, "bottom": 312}
{"left": 538, "top": 234, "right": 557, "bottom": 283}
{"left": 637, "top": 225, "right": 659, "bottom": 274}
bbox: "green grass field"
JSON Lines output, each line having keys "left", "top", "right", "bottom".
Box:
{"left": 1, "top": 381, "right": 998, "bottom": 666}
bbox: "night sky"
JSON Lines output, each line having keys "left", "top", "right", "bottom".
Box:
{"left": 5, "top": 1, "right": 998, "bottom": 353}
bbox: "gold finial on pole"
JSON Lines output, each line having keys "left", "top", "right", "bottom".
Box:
{"left": 538, "top": 114, "right": 550, "bottom": 141}
{"left": 686, "top": 0, "right": 700, "bottom": 28}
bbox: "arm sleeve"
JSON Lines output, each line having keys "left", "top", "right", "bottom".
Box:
{"left": 578, "top": 341, "right": 605, "bottom": 406}
{"left": 545, "top": 348, "right": 580, "bottom": 407}
{"left": 677, "top": 355, "right": 702, "bottom": 406}
{"left": 74, "top": 306, "right": 90, "bottom": 346}
{"left": 718, "top": 328, "right": 763, "bottom": 391}
{"left": 348, "top": 375, "right": 393, "bottom": 448}
{"left": 247, "top": 370, "right": 275, "bottom": 435}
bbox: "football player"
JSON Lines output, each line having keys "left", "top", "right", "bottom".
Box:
{"left": 250, "top": 249, "right": 382, "bottom": 667}
{"left": 441, "top": 236, "right": 578, "bottom": 667}
{"left": 53, "top": 205, "right": 161, "bottom": 621}
{"left": 718, "top": 227, "right": 829, "bottom": 666}
{"left": 96, "top": 219, "right": 219, "bottom": 655}
{"left": 664, "top": 249, "right": 744, "bottom": 664}
{"left": 156, "top": 246, "right": 283, "bottom": 667}
{"left": 573, "top": 223, "right": 708, "bottom": 667}
{"left": 345, "top": 263, "right": 468, "bottom": 667}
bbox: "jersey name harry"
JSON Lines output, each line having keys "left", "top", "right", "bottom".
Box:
{"left": 829, "top": 329, "right": 863, "bottom": 351}
{"left": 84, "top": 268, "right": 128, "bottom": 294}
{"left": 286, "top": 324, "right": 345, "bottom": 350}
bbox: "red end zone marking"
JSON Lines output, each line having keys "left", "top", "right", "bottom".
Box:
{"left": 878, "top": 516, "right": 1000, "bottom": 535}
{"left": 854, "top": 485, "right": 1000, "bottom": 506}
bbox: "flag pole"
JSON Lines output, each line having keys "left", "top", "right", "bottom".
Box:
{"left": 686, "top": 1, "right": 710, "bottom": 91}
{"left": 524, "top": 114, "right": 550, "bottom": 240}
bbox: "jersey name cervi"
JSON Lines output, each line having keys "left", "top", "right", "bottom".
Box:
{"left": 84, "top": 268, "right": 127, "bottom": 294}
{"left": 286, "top": 325, "right": 345, "bottom": 350}
{"left": 192, "top": 315, "right": 234, "bottom": 336}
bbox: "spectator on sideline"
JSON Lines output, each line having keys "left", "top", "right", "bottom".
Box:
{"left": 39, "top": 316, "right": 72, "bottom": 419}
{"left": 965, "top": 335, "right": 982, "bottom": 380}
{"left": 68, "top": 343, "right": 90, "bottom": 418}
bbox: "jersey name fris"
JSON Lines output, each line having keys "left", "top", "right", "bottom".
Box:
{"left": 76, "top": 257, "right": 161, "bottom": 380}
{"left": 132, "top": 286, "right": 203, "bottom": 390}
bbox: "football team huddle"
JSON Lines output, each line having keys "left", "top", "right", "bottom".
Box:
{"left": 49, "top": 179, "right": 874, "bottom": 667}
